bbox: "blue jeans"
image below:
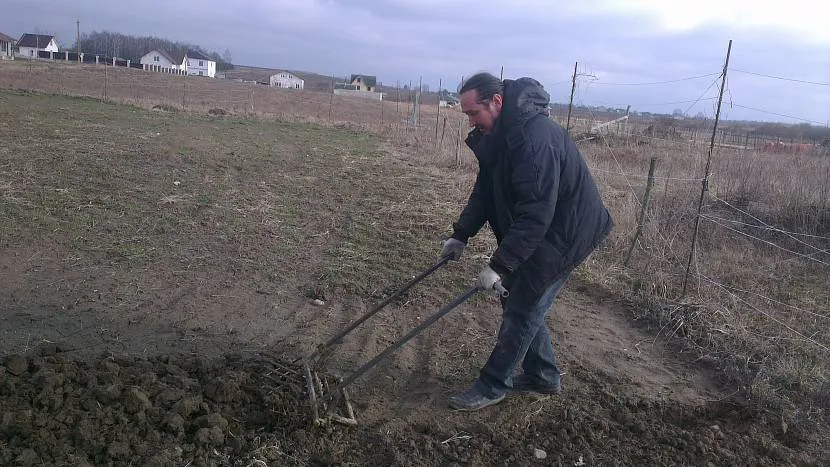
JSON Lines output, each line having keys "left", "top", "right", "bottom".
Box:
{"left": 473, "top": 273, "right": 570, "bottom": 398}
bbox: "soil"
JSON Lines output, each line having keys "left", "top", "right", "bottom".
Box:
{"left": 1, "top": 88, "right": 828, "bottom": 465}
{"left": 2, "top": 282, "right": 823, "bottom": 466}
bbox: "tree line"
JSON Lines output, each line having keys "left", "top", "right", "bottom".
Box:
{"left": 73, "top": 31, "right": 233, "bottom": 71}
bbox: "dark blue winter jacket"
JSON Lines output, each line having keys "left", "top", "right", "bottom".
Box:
{"left": 451, "top": 77, "right": 614, "bottom": 300}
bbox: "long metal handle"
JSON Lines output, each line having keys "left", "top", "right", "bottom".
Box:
{"left": 304, "top": 255, "right": 453, "bottom": 363}
{"left": 339, "top": 286, "right": 479, "bottom": 389}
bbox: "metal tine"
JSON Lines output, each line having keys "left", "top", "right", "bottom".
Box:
{"left": 303, "top": 364, "right": 321, "bottom": 425}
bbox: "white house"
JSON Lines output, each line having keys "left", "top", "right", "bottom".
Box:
{"left": 140, "top": 49, "right": 179, "bottom": 71}
{"left": 269, "top": 71, "right": 304, "bottom": 89}
{"left": 17, "top": 33, "right": 58, "bottom": 58}
{"left": 182, "top": 49, "right": 215, "bottom": 78}
{"left": 0, "top": 32, "right": 15, "bottom": 59}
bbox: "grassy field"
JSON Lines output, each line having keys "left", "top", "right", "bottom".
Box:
{"left": 1, "top": 60, "right": 829, "bottom": 462}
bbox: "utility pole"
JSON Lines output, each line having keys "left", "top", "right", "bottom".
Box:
{"left": 76, "top": 20, "right": 80, "bottom": 59}
{"left": 500, "top": 66, "right": 504, "bottom": 80}
{"left": 566, "top": 61, "right": 578, "bottom": 133}
{"left": 682, "top": 39, "right": 733, "bottom": 298}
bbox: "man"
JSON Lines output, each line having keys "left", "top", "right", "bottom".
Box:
{"left": 440, "top": 72, "right": 613, "bottom": 411}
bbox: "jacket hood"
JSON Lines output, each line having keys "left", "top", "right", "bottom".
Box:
{"left": 499, "top": 77, "right": 551, "bottom": 129}
{"left": 464, "top": 77, "right": 551, "bottom": 154}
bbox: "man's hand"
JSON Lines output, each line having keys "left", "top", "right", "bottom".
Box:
{"left": 477, "top": 265, "right": 504, "bottom": 295}
{"left": 441, "top": 238, "right": 466, "bottom": 261}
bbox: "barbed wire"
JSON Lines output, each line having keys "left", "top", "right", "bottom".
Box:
{"left": 588, "top": 166, "right": 704, "bottom": 182}
{"left": 708, "top": 190, "right": 830, "bottom": 253}
{"left": 731, "top": 103, "right": 827, "bottom": 126}
{"left": 684, "top": 75, "right": 723, "bottom": 116}
{"left": 588, "top": 72, "right": 721, "bottom": 86}
{"left": 700, "top": 213, "right": 830, "bottom": 242}
{"left": 696, "top": 272, "right": 830, "bottom": 353}
{"left": 700, "top": 215, "right": 830, "bottom": 267}
{"left": 696, "top": 273, "right": 830, "bottom": 321}
{"left": 732, "top": 69, "right": 830, "bottom": 87}
{"left": 580, "top": 103, "right": 695, "bottom": 274}
{"left": 578, "top": 96, "right": 719, "bottom": 110}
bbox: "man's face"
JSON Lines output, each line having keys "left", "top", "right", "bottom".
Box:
{"left": 460, "top": 89, "right": 503, "bottom": 135}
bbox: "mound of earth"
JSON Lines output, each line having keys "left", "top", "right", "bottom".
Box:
{"left": 1, "top": 345, "right": 315, "bottom": 465}
{"left": 2, "top": 344, "right": 823, "bottom": 466}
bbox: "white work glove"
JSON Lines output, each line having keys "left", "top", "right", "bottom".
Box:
{"left": 477, "top": 265, "right": 505, "bottom": 296}
{"left": 441, "top": 238, "right": 466, "bottom": 261}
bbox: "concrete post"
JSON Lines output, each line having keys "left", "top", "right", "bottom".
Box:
{"left": 95, "top": 55, "right": 99, "bottom": 64}
{"left": 126, "top": 59, "right": 130, "bottom": 68}
{"left": 50, "top": 51, "right": 54, "bottom": 60}
{"left": 80, "top": 53, "right": 84, "bottom": 63}
{"left": 65, "top": 51, "right": 69, "bottom": 61}
{"left": 112, "top": 57, "right": 116, "bottom": 66}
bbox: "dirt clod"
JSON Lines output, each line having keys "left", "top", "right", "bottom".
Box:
{"left": 123, "top": 387, "right": 152, "bottom": 413}
{"left": 5, "top": 354, "right": 27, "bottom": 376}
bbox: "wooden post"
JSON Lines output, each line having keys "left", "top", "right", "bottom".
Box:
{"left": 682, "top": 39, "right": 732, "bottom": 297}
{"left": 329, "top": 77, "right": 334, "bottom": 120}
{"left": 182, "top": 76, "right": 186, "bottom": 108}
{"left": 438, "top": 116, "right": 448, "bottom": 151}
{"left": 566, "top": 61, "right": 578, "bottom": 133}
{"left": 250, "top": 86, "right": 254, "bottom": 113}
{"left": 417, "top": 76, "right": 422, "bottom": 127}
{"left": 104, "top": 65, "right": 108, "bottom": 100}
{"left": 436, "top": 78, "right": 442, "bottom": 139}
{"left": 455, "top": 117, "right": 463, "bottom": 167}
{"left": 625, "top": 158, "right": 658, "bottom": 266}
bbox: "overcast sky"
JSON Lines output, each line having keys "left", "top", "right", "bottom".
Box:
{"left": 3, "top": 0, "right": 829, "bottom": 124}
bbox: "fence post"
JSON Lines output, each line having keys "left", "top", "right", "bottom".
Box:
{"left": 436, "top": 78, "right": 442, "bottom": 139}
{"left": 455, "top": 117, "right": 463, "bottom": 167}
{"left": 329, "top": 77, "right": 334, "bottom": 120}
{"left": 625, "top": 157, "right": 658, "bottom": 266}
{"left": 682, "top": 39, "right": 732, "bottom": 297}
{"left": 566, "top": 61, "right": 578, "bottom": 133}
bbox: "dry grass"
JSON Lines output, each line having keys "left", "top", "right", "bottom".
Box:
{"left": 2, "top": 60, "right": 828, "bottom": 429}
{"left": 577, "top": 134, "right": 830, "bottom": 429}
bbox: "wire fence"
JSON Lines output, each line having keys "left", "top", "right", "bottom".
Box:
{"left": 563, "top": 52, "right": 830, "bottom": 366}
{"left": 1, "top": 53, "right": 829, "bottom": 380}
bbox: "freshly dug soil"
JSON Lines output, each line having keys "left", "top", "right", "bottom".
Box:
{"left": 1, "top": 345, "right": 823, "bottom": 466}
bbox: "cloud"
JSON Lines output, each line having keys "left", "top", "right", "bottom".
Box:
{"left": 597, "top": 0, "right": 830, "bottom": 44}
{"left": 1, "top": 0, "right": 827, "bottom": 124}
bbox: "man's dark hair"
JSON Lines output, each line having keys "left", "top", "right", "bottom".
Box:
{"left": 459, "top": 72, "right": 503, "bottom": 103}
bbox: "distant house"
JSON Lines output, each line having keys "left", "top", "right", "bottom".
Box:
{"left": 16, "top": 33, "right": 58, "bottom": 58}
{"left": 0, "top": 32, "right": 14, "bottom": 59}
{"left": 139, "top": 49, "right": 215, "bottom": 77}
{"left": 334, "top": 74, "right": 383, "bottom": 101}
{"left": 269, "top": 71, "right": 304, "bottom": 89}
{"left": 348, "top": 74, "right": 376, "bottom": 92}
{"left": 182, "top": 49, "right": 215, "bottom": 78}
{"left": 140, "top": 49, "right": 179, "bottom": 70}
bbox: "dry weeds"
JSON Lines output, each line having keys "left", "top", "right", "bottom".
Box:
{"left": 2, "top": 59, "right": 828, "bottom": 432}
